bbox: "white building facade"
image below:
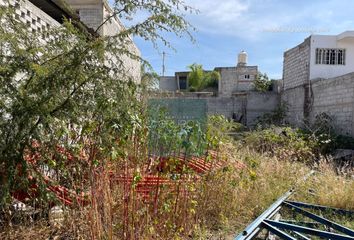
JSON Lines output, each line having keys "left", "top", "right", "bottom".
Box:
{"left": 310, "top": 32, "right": 354, "bottom": 80}
{"left": 282, "top": 31, "right": 354, "bottom": 136}
{"left": 283, "top": 31, "right": 354, "bottom": 90}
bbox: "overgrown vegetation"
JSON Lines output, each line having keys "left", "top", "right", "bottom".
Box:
{"left": 253, "top": 71, "right": 272, "bottom": 92}
{"left": 2, "top": 116, "right": 353, "bottom": 239}
{"left": 0, "top": 0, "right": 195, "bottom": 206}
{"left": 187, "top": 63, "right": 220, "bottom": 91}
{"left": 1, "top": 1, "right": 353, "bottom": 239}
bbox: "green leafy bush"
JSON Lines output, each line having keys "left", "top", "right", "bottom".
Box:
{"left": 187, "top": 63, "right": 220, "bottom": 91}
{"left": 303, "top": 113, "right": 354, "bottom": 153}
{"left": 207, "top": 115, "right": 244, "bottom": 148}
{"left": 243, "top": 127, "right": 315, "bottom": 162}
{"left": 254, "top": 72, "right": 271, "bottom": 92}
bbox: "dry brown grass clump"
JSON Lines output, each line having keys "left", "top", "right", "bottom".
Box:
{"left": 192, "top": 143, "right": 354, "bottom": 239}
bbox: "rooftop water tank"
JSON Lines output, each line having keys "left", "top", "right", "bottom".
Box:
{"left": 237, "top": 50, "right": 248, "bottom": 66}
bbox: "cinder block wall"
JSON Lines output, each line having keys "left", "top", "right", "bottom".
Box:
{"left": 207, "top": 97, "right": 243, "bottom": 119}
{"left": 282, "top": 72, "right": 354, "bottom": 136}
{"left": 218, "top": 66, "right": 258, "bottom": 97}
{"left": 218, "top": 68, "right": 237, "bottom": 97}
{"left": 247, "top": 92, "right": 280, "bottom": 126}
{"left": 0, "top": 0, "right": 60, "bottom": 31}
{"left": 282, "top": 37, "right": 310, "bottom": 90}
{"left": 310, "top": 73, "right": 354, "bottom": 136}
{"left": 282, "top": 36, "right": 310, "bottom": 127}
{"left": 65, "top": 0, "right": 141, "bottom": 83}
{"left": 151, "top": 92, "right": 280, "bottom": 127}
{"left": 282, "top": 87, "right": 305, "bottom": 126}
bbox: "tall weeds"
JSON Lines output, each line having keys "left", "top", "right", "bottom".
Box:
{"left": 1, "top": 121, "right": 353, "bottom": 240}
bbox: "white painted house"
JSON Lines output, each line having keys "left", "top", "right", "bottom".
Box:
{"left": 283, "top": 31, "right": 354, "bottom": 90}
{"left": 282, "top": 31, "right": 354, "bottom": 136}
{"left": 310, "top": 31, "right": 354, "bottom": 80}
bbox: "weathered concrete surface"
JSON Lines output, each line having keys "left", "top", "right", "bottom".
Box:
{"left": 247, "top": 92, "right": 280, "bottom": 126}
{"left": 217, "top": 66, "right": 258, "bottom": 97}
{"left": 283, "top": 37, "right": 310, "bottom": 90}
{"left": 282, "top": 72, "right": 354, "bottom": 136}
{"left": 159, "top": 77, "right": 178, "bottom": 91}
{"left": 151, "top": 92, "right": 279, "bottom": 127}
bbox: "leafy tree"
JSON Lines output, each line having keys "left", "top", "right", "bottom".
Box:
{"left": 0, "top": 0, "right": 195, "bottom": 206}
{"left": 204, "top": 70, "right": 220, "bottom": 88}
{"left": 141, "top": 66, "right": 159, "bottom": 90}
{"left": 187, "top": 63, "right": 220, "bottom": 91}
{"left": 187, "top": 63, "right": 204, "bottom": 91}
{"left": 254, "top": 71, "right": 271, "bottom": 92}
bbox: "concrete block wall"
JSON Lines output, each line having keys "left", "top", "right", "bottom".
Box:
{"left": 151, "top": 92, "right": 279, "bottom": 127}
{"left": 101, "top": 1, "right": 141, "bottom": 83}
{"left": 218, "top": 67, "right": 237, "bottom": 97}
{"left": 236, "top": 66, "right": 258, "bottom": 92}
{"left": 159, "top": 77, "right": 178, "bottom": 91}
{"left": 66, "top": 0, "right": 141, "bottom": 83}
{"left": 282, "top": 72, "right": 354, "bottom": 136}
{"left": 310, "top": 73, "right": 354, "bottom": 136}
{"left": 281, "top": 87, "right": 305, "bottom": 126}
{"left": 218, "top": 66, "right": 258, "bottom": 97}
{"left": 206, "top": 97, "right": 243, "bottom": 119}
{"left": 247, "top": 92, "right": 280, "bottom": 126}
{"left": 283, "top": 37, "right": 310, "bottom": 90}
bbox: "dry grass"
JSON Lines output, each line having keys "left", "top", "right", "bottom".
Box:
{"left": 1, "top": 141, "right": 353, "bottom": 239}
{"left": 192, "top": 143, "right": 354, "bottom": 239}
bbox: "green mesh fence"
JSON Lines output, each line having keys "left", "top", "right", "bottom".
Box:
{"left": 147, "top": 99, "right": 208, "bottom": 156}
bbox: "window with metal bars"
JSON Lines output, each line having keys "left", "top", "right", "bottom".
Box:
{"left": 315, "top": 48, "right": 346, "bottom": 65}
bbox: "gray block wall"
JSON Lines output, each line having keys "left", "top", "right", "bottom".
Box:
{"left": 282, "top": 72, "right": 354, "bottom": 136}
{"left": 247, "top": 92, "right": 280, "bottom": 126}
{"left": 207, "top": 97, "right": 243, "bottom": 119}
{"left": 281, "top": 87, "right": 305, "bottom": 126}
{"left": 66, "top": 0, "right": 141, "bottom": 84}
{"left": 159, "top": 77, "right": 178, "bottom": 91}
{"left": 217, "top": 66, "right": 258, "bottom": 97}
{"left": 310, "top": 73, "right": 354, "bottom": 136}
{"left": 0, "top": 0, "right": 60, "bottom": 31}
{"left": 283, "top": 37, "right": 310, "bottom": 90}
{"left": 151, "top": 92, "right": 279, "bottom": 127}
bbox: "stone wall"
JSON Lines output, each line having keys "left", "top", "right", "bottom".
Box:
{"left": 282, "top": 72, "right": 354, "bottom": 136}
{"left": 283, "top": 37, "right": 310, "bottom": 90}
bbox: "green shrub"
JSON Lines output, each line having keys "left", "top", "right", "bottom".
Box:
{"left": 334, "top": 135, "right": 354, "bottom": 150}
{"left": 243, "top": 127, "right": 315, "bottom": 162}
{"left": 187, "top": 63, "right": 220, "bottom": 91}
{"left": 254, "top": 72, "right": 271, "bottom": 92}
{"left": 207, "top": 115, "right": 244, "bottom": 148}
